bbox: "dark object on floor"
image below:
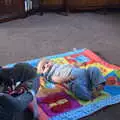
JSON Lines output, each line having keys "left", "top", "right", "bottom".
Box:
{"left": 0, "top": 63, "right": 39, "bottom": 120}
{"left": 39, "top": 0, "right": 69, "bottom": 16}
{"left": 0, "top": 0, "right": 25, "bottom": 23}
{"left": 0, "top": 63, "right": 37, "bottom": 93}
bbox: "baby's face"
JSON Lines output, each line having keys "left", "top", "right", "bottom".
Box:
{"left": 44, "top": 61, "right": 52, "bottom": 68}
{"left": 42, "top": 61, "right": 53, "bottom": 73}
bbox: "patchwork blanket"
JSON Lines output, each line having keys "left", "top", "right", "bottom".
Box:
{"left": 6, "top": 48, "right": 120, "bottom": 120}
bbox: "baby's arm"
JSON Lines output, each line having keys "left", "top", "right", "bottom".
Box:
{"left": 51, "top": 75, "right": 74, "bottom": 84}
{"left": 72, "top": 62, "right": 86, "bottom": 67}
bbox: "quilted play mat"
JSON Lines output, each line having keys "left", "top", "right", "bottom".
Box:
{"left": 6, "top": 48, "right": 120, "bottom": 120}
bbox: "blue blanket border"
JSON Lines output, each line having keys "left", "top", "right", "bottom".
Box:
{"left": 49, "top": 94, "right": 120, "bottom": 120}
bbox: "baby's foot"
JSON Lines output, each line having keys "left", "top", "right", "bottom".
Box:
{"left": 96, "top": 84, "right": 104, "bottom": 91}
{"left": 92, "top": 88, "right": 102, "bottom": 99}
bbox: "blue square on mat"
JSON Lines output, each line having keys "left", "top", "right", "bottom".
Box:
{"left": 75, "top": 55, "right": 90, "bottom": 63}
{"left": 104, "top": 85, "right": 120, "bottom": 96}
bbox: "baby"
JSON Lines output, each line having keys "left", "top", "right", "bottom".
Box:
{"left": 37, "top": 58, "right": 106, "bottom": 101}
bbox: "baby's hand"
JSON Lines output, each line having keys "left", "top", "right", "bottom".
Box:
{"left": 72, "top": 62, "right": 86, "bottom": 68}
{"left": 68, "top": 76, "right": 75, "bottom": 81}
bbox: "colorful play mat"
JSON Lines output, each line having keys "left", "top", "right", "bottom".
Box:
{"left": 6, "top": 48, "right": 120, "bottom": 120}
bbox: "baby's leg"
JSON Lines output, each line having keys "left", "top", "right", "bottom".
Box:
{"left": 74, "top": 84, "right": 93, "bottom": 100}
{"left": 87, "top": 67, "right": 105, "bottom": 90}
{"left": 69, "top": 79, "right": 93, "bottom": 101}
{"left": 87, "top": 67, "right": 105, "bottom": 98}
{"left": 70, "top": 68, "right": 93, "bottom": 100}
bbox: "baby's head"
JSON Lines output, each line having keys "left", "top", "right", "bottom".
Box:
{"left": 37, "top": 58, "right": 53, "bottom": 74}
